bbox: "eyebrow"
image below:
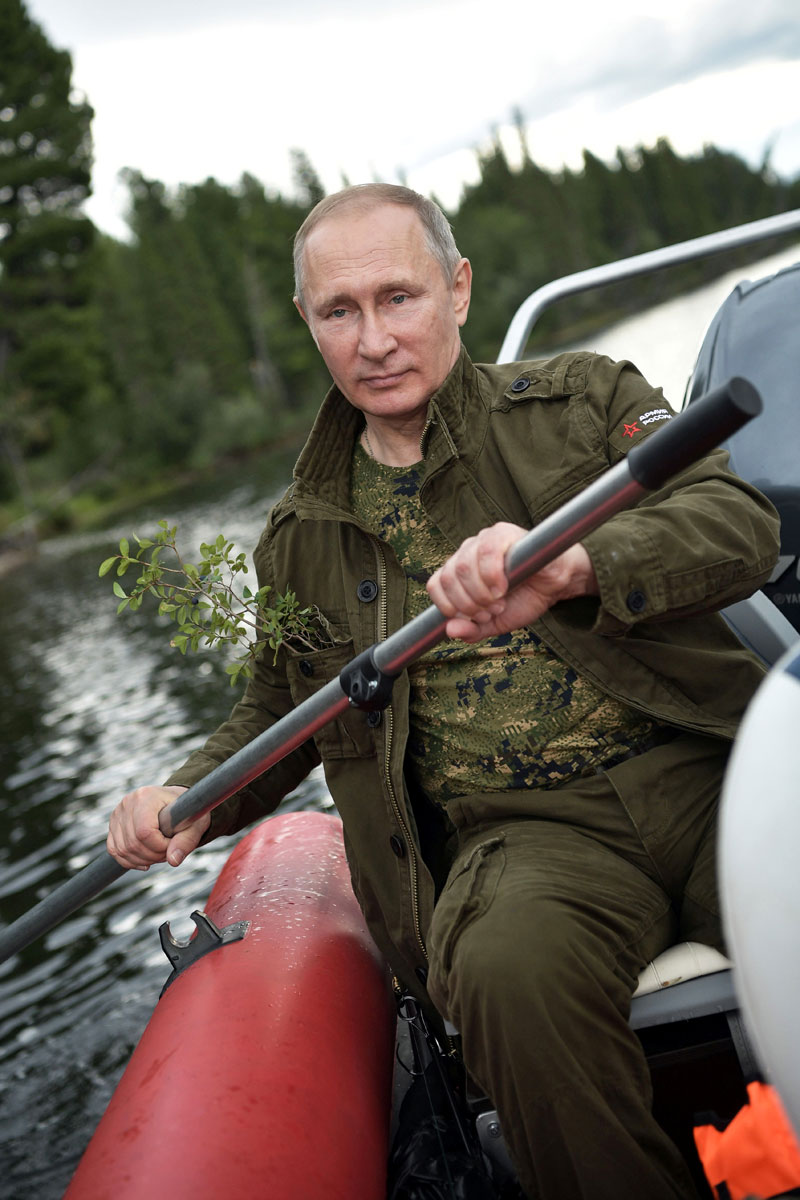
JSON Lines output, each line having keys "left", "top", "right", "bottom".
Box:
{"left": 314, "top": 278, "right": 418, "bottom": 316}
{"left": 313, "top": 291, "right": 352, "bottom": 316}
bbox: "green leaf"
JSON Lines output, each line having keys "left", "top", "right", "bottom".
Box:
{"left": 119, "top": 537, "right": 129, "bottom": 556}
{"left": 112, "top": 581, "right": 127, "bottom": 598}
{"left": 98, "top": 556, "right": 117, "bottom": 577}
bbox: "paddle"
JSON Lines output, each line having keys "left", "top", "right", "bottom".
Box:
{"left": 0, "top": 378, "right": 762, "bottom": 965}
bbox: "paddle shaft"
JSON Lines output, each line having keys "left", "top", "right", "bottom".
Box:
{"left": 0, "top": 378, "right": 761, "bottom": 964}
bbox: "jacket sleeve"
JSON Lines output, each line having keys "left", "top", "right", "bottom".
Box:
{"left": 577, "top": 355, "right": 780, "bottom": 636}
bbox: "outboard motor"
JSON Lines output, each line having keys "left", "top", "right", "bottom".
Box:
{"left": 685, "top": 261, "right": 800, "bottom": 633}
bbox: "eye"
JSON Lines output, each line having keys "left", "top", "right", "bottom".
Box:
{"left": 329, "top": 307, "right": 347, "bottom": 319}
{"left": 389, "top": 293, "right": 407, "bottom": 305}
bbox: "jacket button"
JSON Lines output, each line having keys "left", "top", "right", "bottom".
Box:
{"left": 357, "top": 578, "right": 378, "bottom": 603}
{"left": 626, "top": 589, "right": 647, "bottom": 614}
{"left": 415, "top": 966, "right": 428, "bottom": 985}
{"left": 510, "top": 376, "right": 530, "bottom": 393}
{"left": 299, "top": 659, "right": 313, "bottom": 677}
{"left": 366, "top": 710, "right": 382, "bottom": 728}
{"left": 389, "top": 834, "right": 406, "bottom": 858}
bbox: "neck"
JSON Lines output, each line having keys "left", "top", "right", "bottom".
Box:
{"left": 361, "top": 416, "right": 426, "bottom": 466}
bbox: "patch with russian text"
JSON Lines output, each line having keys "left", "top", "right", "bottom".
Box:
{"left": 620, "top": 407, "right": 673, "bottom": 439}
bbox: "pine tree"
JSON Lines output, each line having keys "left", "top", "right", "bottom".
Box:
{"left": 0, "top": 0, "right": 96, "bottom": 515}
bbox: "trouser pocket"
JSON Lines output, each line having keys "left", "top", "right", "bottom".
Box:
{"left": 428, "top": 835, "right": 506, "bottom": 983}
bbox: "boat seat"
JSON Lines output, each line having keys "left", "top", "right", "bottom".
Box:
{"left": 632, "top": 941, "right": 733, "bottom": 1011}
{"left": 628, "top": 942, "right": 757, "bottom": 1067}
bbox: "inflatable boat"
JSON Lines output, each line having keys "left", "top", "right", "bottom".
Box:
{"left": 64, "top": 811, "right": 397, "bottom": 1199}
{"left": 4, "top": 210, "right": 800, "bottom": 1199}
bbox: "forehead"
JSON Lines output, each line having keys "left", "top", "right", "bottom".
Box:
{"left": 302, "top": 204, "right": 438, "bottom": 299}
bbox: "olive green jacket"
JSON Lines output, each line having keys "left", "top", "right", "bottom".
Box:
{"left": 167, "top": 347, "right": 779, "bottom": 993}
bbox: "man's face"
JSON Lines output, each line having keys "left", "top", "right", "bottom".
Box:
{"left": 296, "top": 204, "right": 471, "bottom": 429}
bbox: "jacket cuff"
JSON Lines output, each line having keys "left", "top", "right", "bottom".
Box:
{"left": 580, "top": 523, "right": 666, "bottom": 634}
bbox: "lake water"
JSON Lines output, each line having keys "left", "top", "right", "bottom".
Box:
{"left": 551, "top": 241, "right": 800, "bottom": 408}
{"left": 1, "top": 241, "right": 798, "bottom": 1197}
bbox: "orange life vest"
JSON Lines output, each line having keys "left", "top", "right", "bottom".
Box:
{"left": 694, "top": 1081, "right": 800, "bottom": 1200}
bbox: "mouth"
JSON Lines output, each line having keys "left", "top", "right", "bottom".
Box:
{"left": 361, "top": 370, "right": 408, "bottom": 389}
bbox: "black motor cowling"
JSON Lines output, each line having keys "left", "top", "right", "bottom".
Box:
{"left": 686, "top": 261, "right": 800, "bottom": 632}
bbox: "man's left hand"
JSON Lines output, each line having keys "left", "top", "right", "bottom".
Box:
{"left": 426, "top": 522, "right": 598, "bottom": 642}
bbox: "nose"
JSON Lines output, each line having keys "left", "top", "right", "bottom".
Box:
{"left": 358, "top": 310, "right": 397, "bottom": 360}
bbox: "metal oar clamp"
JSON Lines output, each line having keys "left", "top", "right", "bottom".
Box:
{"left": 0, "top": 377, "right": 763, "bottom": 966}
{"left": 158, "top": 910, "right": 250, "bottom": 994}
{"left": 340, "top": 645, "right": 399, "bottom": 711}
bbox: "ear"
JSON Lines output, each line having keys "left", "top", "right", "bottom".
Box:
{"left": 293, "top": 296, "right": 309, "bottom": 325}
{"left": 294, "top": 296, "right": 319, "bottom": 346}
{"left": 452, "top": 258, "right": 472, "bottom": 327}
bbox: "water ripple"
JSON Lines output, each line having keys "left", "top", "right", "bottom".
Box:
{"left": 0, "top": 453, "right": 332, "bottom": 1196}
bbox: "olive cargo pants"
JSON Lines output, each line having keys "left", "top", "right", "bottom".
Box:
{"left": 426, "top": 732, "right": 728, "bottom": 1200}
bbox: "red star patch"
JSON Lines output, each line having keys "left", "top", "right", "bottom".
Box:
{"left": 622, "top": 422, "right": 641, "bottom": 438}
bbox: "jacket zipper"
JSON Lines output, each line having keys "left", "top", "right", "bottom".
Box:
{"left": 374, "top": 541, "right": 428, "bottom": 963}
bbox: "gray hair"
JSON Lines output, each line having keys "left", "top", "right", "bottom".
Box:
{"left": 293, "top": 183, "right": 462, "bottom": 312}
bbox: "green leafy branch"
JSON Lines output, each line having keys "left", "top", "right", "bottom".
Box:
{"left": 99, "top": 520, "right": 332, "bottom": 685}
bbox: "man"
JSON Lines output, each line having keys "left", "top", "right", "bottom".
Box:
{"left": 108, "top": 184, "right": 779, "bottom": 1198}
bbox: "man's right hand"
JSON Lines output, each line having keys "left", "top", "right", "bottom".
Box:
{"left": 107, "top": 785, "right": 211, "bottom": 871}
{"left": 426, "top": 524, "right": 598, "bottom": 642}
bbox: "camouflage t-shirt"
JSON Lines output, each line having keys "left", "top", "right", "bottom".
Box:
{"left": 350, "top": 443, "right": 661, "bottom": 806}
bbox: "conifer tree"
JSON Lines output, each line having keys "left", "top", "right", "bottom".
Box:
{"left": 0, "top": 0, "right": 95, "bottom": 511}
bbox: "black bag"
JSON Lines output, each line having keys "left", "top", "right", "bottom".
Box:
{"left": 386, "top": 993, "right": 522, "bottom": 1200}
{"left": 387, "top": 1057, "right": 498, "bottom": 1200}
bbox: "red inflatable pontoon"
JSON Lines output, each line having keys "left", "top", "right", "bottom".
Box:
{"left": 66, "top": 811, "right": 396, "bottom": 1199}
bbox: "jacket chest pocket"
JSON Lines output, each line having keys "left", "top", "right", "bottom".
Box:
{"left": 285, "top": 639, "right": 377, "bottom": 760}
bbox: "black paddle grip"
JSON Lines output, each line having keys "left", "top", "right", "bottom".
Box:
{"left": 627, "top": 377, "right": 762, "bottom": 491}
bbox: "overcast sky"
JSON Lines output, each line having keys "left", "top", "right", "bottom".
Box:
{"left": 23, "top": 0, "right": 800, "bottom": 240}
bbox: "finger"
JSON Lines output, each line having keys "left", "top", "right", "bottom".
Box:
{"left": 107, "top": 789, "right": 170, "bottom": 867}
{"left": 127, "top": 809, "right": 170, "bottom": 857}
{"left": 445, "top": 616, "right": 489, "bottom": 642}
{"left": 166, "top": 815, "right": 211, "bottom": 867}
{"left": 429, "top": 525, "right": 520, "bottom": 615}
{"left": 453, "top": 550, "right": 504, "bottom": 606}
{"left": 430, "top": 557, "right": 498, "bottom": 616}
{"left": 473, "top": 535, "right": 511, "bottom": 598}
{"left": 106, "top": 831, "right": 159, "bottom": 871}
{"left": 428, "top": 557, "right": 474, "bottom": 615}
{"left": 426, "top": 571, "right": 455, "bottom": 616}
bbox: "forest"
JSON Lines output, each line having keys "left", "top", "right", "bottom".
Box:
{"left": 2, "top": 0, "right": 800, "bottom": 543}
